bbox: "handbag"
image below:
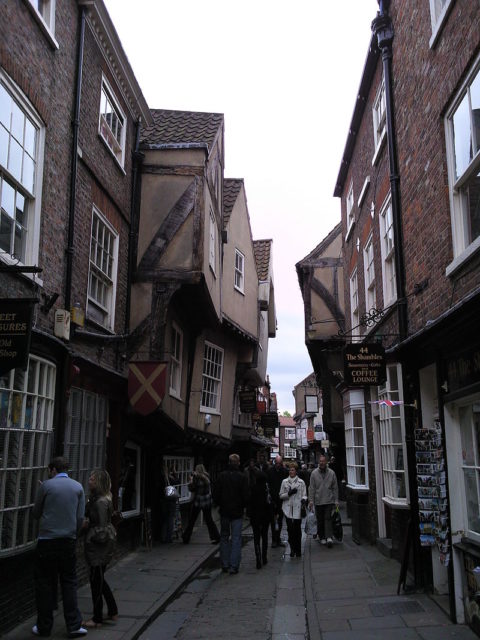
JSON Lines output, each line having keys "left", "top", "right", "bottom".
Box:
{"left": 300, "top": 501, "right": 307, "bottom": 519}
{"left": 331, "top": 505, "right": 343, "bottom": 542}
{"left": 165, "top": 485, "right": 179, "bottom": 500}
{"left": 90, "top": 523, "right": 117, "bottom": 545}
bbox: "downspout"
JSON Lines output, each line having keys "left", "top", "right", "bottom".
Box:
{"left": 65, "top": 6, "right": 86, "bottom": 311}
{"left": 184, "top": 329, "right": 199, "bottom": 431}
{"left": 371, "top": 0, "right": 408, "bottom": 341}
{"left": 125, "top": 118, "right": 142, "bottom": 335}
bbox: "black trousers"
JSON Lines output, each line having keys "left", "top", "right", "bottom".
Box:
{"left": 34, "top": 538, "right": 82, "bottom": 635}
{"left": 251, "top": 520, "right": 269, "bottom": 558}
{"left": 285, "top": 517, "right": 302, "bottom": 555}
{"left": 182, "top": 504, "right": 219, "bottom": 542}
{"left": 89, "top": 564, "right": 118, "bottom": 623}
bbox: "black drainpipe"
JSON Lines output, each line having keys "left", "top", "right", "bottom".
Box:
{"left": 65, "top": 6, "right": 86, "bottom": 311}
{"left": 372, "top": 0, "right": 408, "bottom": 341}
{"left": 125, "top": 119, "right": 142, "bottom": 335}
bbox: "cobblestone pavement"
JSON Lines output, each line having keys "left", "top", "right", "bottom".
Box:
{"left": 140, "top": 534, "right": 305, "bottom": 640}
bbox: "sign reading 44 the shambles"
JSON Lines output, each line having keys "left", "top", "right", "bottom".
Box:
{"left": 0, "top": 298, "right": 37, "bottom": 376}
{"left": 344, "top": 343, "right": 386, "bottom": 386}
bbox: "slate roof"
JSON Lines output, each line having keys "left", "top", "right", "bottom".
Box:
{"left": 141, "top": 109, "right": 224, "bottom": 150}
{"left": 253, "top": 239, "right": 272, "bottom": 281}
{"left": 223, "top": 179, "right": 243, "bottom": 227}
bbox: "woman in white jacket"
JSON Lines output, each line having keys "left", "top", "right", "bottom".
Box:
{"left": 279, "top": 462, "right": 307, "bottom": 557}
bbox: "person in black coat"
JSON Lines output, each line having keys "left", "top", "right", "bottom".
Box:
{"left": 249, "top": 470, "right": 273, "bottom": 569}
{"left": 267, "top": 455, "right": 288, "bottom": 547}
{"left": 212, "top": 454, "right": 249, "bottom": 574}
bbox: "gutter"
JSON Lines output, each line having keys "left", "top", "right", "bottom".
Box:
{"left": 372, "top": 1, "right": 408, "bottom": 341}
{"left": 65, "top": 6, "right": 86, "bottom": 311}
{"left": 125, "top": 118, "right": 142, "bottom": 334}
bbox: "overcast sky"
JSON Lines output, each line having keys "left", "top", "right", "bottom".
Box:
{"left": 103, "top": 0, "right": 379, "bottom": 414}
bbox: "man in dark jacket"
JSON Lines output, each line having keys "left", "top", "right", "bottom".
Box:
{"left": 212, "top": 453, "right": 249, "bottom": 574}
{"left": 267, "top": 455, "right": 288, "bottom": 547}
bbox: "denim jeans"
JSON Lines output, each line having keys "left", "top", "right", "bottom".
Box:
{"left": 220, "top": 516, "right": 242, "bottom": 570}
{"left": 34, "top": 538, "right": 83, "bottom": 635}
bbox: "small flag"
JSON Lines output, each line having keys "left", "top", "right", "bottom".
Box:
{"left": 369, "top": 400, "right": 404, "bottom": 406}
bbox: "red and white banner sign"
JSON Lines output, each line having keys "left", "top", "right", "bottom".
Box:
{"left": 128, "top": 361, "right": 168, "bottom": 416}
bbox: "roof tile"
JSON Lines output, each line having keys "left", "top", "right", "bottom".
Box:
{"left": 141, "top": 109, "right": 224, "bottom": 150}
{"left": 253, "top": 239, "right": 272, "bottom": 280}
{"left": 223, "top": 178, "right": 243, "bottom": 227}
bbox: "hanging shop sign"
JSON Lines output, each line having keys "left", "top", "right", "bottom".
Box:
{"left": 128, "top": 361, "right": 168, "bottom": 416}
{"left": 344, "top": 343, "right": 386, "bottom": 386}
{"left": 260, "top": 412, "right": 279, "bottom": 429}
{"left": 256, "top": 400, "right": 267, "bottom": 414}
{"left": 239, "top": 390, "right": 257, "bottom": 413}
{"left": 305, "top": 394, "right": 319, "bottom": 414}
{"left": 0, "top": 298, "right": 37, "bottom": 376}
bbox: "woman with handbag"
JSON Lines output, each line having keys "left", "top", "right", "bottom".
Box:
{"left": 279, "top": 462, "right": 307, "bottom": 558}
{"left": 182, "top": 465, "right": 220, "bottom": 544}
{"left": 83, "top": 469, "right": 118, "bottom": 629}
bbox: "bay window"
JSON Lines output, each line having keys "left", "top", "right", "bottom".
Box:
{"left": 378, "top": 364, "right": 408, "bottom": 505}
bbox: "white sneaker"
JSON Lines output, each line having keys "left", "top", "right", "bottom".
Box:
{"left": 327, "top": 537, "right": 333, "bottom": 548}
{"left": 31, "top": 626, "right": 41, "bottom": 637}
{"left": 68, "top": 628, "right": 88, "bottom": 637}
{"left": 320, "top": 538, "right": 327, "bottom": 545}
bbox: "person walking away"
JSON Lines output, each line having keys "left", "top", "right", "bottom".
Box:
{"left": 249, "top": 470, "right": 272, "bottom": 568}
{"left": 32, "top": 456, "right": 87, "bottom": 637}
{"left": 82, "top": 469, "right": 118, "bottom": 629}
{"left": 159, "top": 463, "right": 178, "bottom": 543}
{"left": 279, "top": 462, "right": 307, "bottom": 557}
{"left": 212, "top": 453, "right": 249, "bottom": 574}
{"left": 308, "top": 454, "right": 339, "bottom": 548}
{"left": 182, "top": 464, "right": 220, "bottom": 544}
{"left": 267, "top": 455, "right": 288, "bottom": 547}
{"left": 298, "top": 463, "right": 310, "bottom": 490}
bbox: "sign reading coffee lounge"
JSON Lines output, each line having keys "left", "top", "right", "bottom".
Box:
{"left": 344, "top": 343, "right": 386, "bottom": 387}
{"left": 0, "top": 298, "right": 37, "bottom": 376}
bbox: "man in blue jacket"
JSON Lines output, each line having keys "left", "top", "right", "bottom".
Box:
{"left": 212, "top": 453, "right": 249, "bottom": 575}
{"left": 32, "top": 456, "right": 87, "bottom": 637}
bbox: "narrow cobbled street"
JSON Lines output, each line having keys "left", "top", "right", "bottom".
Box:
{"left": 6, "top": 505, "right": 478, "bottom": 639}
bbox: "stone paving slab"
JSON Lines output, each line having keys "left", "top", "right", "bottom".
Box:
{"left": 321, "top": 628, "right": 422, "bottom": 639}
{"left": 272, "top": 604, "right": 307, "bottom": 635}
{"left": 315, "top": 602, "right": 373, "bottom": 620}
{"left": 349, "top": 614, "right": 406, "bottom": 629}
{"left": 417, "top": 626, "right": 479, "bottom": 639}
{"left": 276, "top": 587, "right": 304, "bottom": 605}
